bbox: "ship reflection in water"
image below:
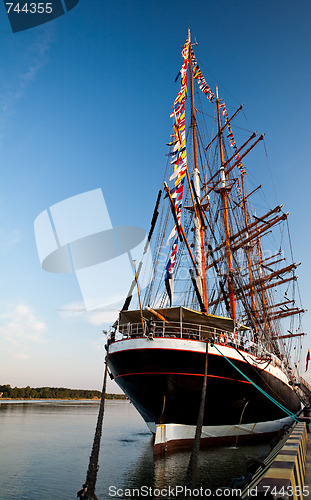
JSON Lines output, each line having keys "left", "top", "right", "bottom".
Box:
{"left": 97, "top": 402, "right": 270, "bottom": 499}
{"left": 123, "top": 436, "right": 270, "bottom": 498}
{"left": 0, "top": 400, "right": 270, "bottom": 500}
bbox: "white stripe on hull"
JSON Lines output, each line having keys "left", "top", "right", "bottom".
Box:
{"left": 109, "top": 337, "right": 290, "bottom": 386}
{"left": 152, "top": 415, "right": 295, "bottom": 454}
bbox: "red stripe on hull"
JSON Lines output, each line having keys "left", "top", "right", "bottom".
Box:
{"left": 114, "top": 371, "right": 251, "bottom": 385}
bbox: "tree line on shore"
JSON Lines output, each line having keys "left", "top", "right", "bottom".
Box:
{"left": 0, "top": 384, "right": 126, "bottom": 400}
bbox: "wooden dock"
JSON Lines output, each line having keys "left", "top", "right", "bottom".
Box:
{"left": 240, "top": 420, "right": 310, "bottom": 499}
{"left": 304, "top": 434, "right": 311, "bottom": 496}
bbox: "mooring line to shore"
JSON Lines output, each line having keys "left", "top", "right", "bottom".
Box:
{"left": 77, "top": 351, "right": 109, "bottom": 500}
{"left": 185, "top": 340, "right": 209, "bottom": 497}
{"left": 211, "top": 342, "right": 299, "bottom": 421}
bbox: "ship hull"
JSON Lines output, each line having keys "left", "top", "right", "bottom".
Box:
{"left": 152, "top": 416, "right": 295, "bottom": 454}
{"left": 108, "top": 337, "right": 301, "bottom": 453}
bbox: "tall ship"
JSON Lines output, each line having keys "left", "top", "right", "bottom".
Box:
{"left": 107, "top": 30, "right": 308, "bottom": 454}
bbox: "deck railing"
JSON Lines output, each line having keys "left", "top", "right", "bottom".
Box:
{"left": 108, "top": 319, "right": 289, "bottom": 372}
{"left": 109, "top": 319, "right": 253, "bottom": 350}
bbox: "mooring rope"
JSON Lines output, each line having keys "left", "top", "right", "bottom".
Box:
{"left": 183, "top": 339, "right": 299, "bottom": 497}
{"left": 211, "top": 342, "right": 299, "bottom": 422}
{"left": 77, "top": 351, "right": 109, "bottom": 499}
{"left": 185, "top": 340, "right": 209, "bottom": 498}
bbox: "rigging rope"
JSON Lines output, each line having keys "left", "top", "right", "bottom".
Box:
{"left": 210, "top": 342, "right": 299, "bottom": 422}
{"left": 232, "top": 345, "right": 291, "bottom": 407}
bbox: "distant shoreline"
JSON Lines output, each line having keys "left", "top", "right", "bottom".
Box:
{"left": 0, "top": 385, "right": 126, "bottom": 400}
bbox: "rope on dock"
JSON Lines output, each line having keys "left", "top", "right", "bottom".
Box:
{"left": 77, "top": 352, "right": 109, "bottom": 500}
{"left": 185, "top": 340, "right": 208, "bottom": 497}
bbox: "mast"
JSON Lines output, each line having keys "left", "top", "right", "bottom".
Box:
{"left": 241, "top": 174, "right": 256, "bottom": 318}
{"left": 188, "top": 29, "right": 208, "bottom": 311}
{"left": 216, "top": 87, "right": 236, "bottom": 321}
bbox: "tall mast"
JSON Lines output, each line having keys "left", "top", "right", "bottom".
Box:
{"left": 216, "top": 87, "right": 236, "bottom": 321}
{"left": 241, "top": 174, "right": 256, "bottom": 318}
{"left": 188, "top": 29, "right": 208, "bottom": 311}
{"left": 256, "top": 233, "right": 269, "bottom": 334}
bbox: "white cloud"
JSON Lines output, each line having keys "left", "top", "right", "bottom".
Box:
{"left": 57, "top": 301, "right": 86, "bottom": 319}
{"left": 87, "top": 310, "right": 119, "bottom": 326}
{"left": 58, "top": 301, "right": 119, "bottom": 326}
{"left": 0, "top": 303, "right": 47, "bottom": 347}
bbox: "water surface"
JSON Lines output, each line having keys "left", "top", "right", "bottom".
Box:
{"left": 0, "top": 400, "right": 269, "bottom": 499}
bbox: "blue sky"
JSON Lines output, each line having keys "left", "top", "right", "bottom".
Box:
{"left": 0, "top": 0, "right": 311, "bottom": 392}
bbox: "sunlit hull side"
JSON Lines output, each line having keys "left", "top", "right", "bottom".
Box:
{"left": 108, "top": 337, "right": 301, "bottom": 454}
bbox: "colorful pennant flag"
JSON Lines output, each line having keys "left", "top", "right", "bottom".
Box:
{"left": 190, "top": 50, "right": 246, "bottom": 187}
{"left": 165, "top": 235, "right": 178, "bottom": 306}
{"left": 191, "top": 50, "right": 216, "bottom": 102}
{"left": 164, "top": 40, "right": 248, "bottom": 304}
{"left": 164, "top": 35, "right": 190, "bottom": 304}
{"left": 306, "top": 349, "right": 310, "bottom": 371}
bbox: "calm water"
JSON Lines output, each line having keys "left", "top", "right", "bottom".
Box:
{"left": 0, "top": 400, "right": 270, "bottom": 499}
